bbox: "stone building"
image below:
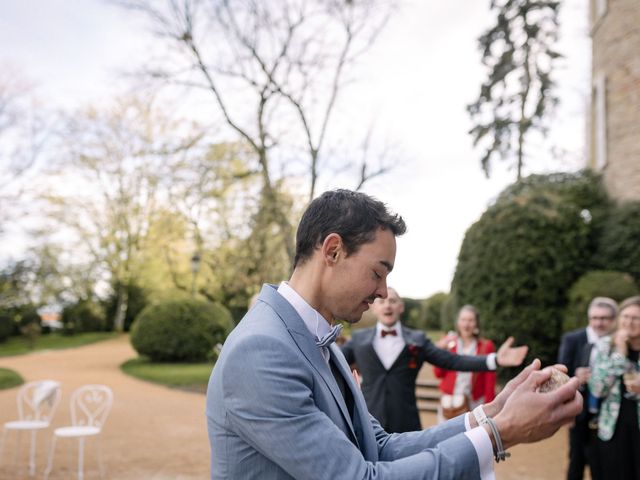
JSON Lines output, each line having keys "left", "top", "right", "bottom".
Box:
{"left": 589, "top": 0, "right": 640, "bottom": 202}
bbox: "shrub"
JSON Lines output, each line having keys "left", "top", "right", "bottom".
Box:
{"left": 61, "top": 299, "right": 106, "bottom": 333}
{"left": 130, "top": 298, "right": 234, "bottom": 362}
{"left": 400, "top": 297, "right": 425, "bottom": 330}
{"left": 0, "top": 311, "right": 13, "bottom": 342}
{"left": 423, "top": 292, "right": 449, "bottom": 331}
{"left": 452, "top": 171, "right": 608, "bottom": 369}
{"left": 596, "top": 201, "right": 640, "bottom": 281}
{"left": 564, "top": 271, "right": 639, "bottom": 332}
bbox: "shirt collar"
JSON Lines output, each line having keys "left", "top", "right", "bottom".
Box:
{"left": 277, "top": 282, "right": 332, "bottom": 341}
{"left": 586, "top": 326, "right": 603, "bottom": 344}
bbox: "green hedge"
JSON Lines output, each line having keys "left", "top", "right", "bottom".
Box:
{"left": 564, "top": 271, "right": 639, "bottom": 332}
{"left": 596, "top": 201, "right": 640, "bottom": 281}
{"left": 400, "top": 297, "right": 425, "bottom": 330}
{"left": 130, "top": 298, "right": 234, "bottom": 362}
{"left": 452, "top": 171, "right": 608, "bottom": 368}
{"left": 0, "top": 311, "right": 13, "bottom": 342}
{"left": 423, "top": 292, "right": 449, "bottom": 331}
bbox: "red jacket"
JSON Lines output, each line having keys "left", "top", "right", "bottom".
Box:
{"left": 433, "top": 337, "right": 497, "bottom": 402}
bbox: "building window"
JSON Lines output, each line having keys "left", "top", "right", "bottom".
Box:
{"left": 593, "top": 72, "right": 607, "bottom": 170}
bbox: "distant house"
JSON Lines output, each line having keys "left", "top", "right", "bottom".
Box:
{"left": 40, "top": 310, "right": 63, "bottom": 331}
{"left": 588, "top": 0, "right": 640, "bottom": 202}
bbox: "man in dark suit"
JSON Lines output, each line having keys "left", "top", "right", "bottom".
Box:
{"left": 558, "top": 296, "right": 617, "bottom": 480}
{"left": 341, "top": 287, "right": 528, "bottom": 433}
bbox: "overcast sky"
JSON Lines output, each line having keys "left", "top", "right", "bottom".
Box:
{"left": 0, "top": 0, "right": 590, "bottom": 299}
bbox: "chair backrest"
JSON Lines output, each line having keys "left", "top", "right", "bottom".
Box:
{"left": 69, "top": 385, "right": 113, "bottom": 430}
{"left": 16, "top": 380, "right": 62, "bottom": 424}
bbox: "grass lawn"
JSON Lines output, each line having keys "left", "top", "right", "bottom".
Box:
{"left": 0, "top": 367, "right": 24, "bottom": 390}
{"left": 121, "top": 357, "right": 214, "bottom": 391}
{"left": 0, "top": 332, "right": 120, "bottom": 357}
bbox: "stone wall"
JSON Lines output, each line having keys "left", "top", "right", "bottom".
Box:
{"left": 590, "top": 0, "right": 640, "bottom": 202}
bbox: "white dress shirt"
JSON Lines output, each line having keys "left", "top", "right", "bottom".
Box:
{"left": 277, "top": 282, "right": 332, "bottom": 363}
{"left": 373, "top": 322, "right": 406, "bottom": 369}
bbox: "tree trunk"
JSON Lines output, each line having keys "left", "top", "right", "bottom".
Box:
{"left": 113, "top": 284, "right": 129, "bottom": 332}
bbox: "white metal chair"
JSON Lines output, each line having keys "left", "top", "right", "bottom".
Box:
{"left": 43, "top": 385, "right": 113, "bottom": 480}
{"left": 0, "top": 380, "right": 62, "bottom": 477}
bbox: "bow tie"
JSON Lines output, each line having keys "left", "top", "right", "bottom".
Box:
{"left": 316, "top": 324, "right": 343, "bottom": 348}
{"left": 381, "top": 329, "right": 397, "bottom": 338}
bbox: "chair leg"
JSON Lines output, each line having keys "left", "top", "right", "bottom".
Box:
{"left": 15, "top": 430, "right": 22, "bottom": 473}
{"left": 97, "top": 436, "right": 105, "bottom": 480}
{"left": 29, "top": 430, "right": 37, "bottom": 476}
{"left": 43, "top": 435, "right": 57, "bottom": 480}
{"left": 77, "top": 437, "right": 85, "bottom": 480}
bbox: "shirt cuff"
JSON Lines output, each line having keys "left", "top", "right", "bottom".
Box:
{"left": 464, "top": 412, "right": 471, "bottom": 430}
{"left": 486, "top": 353, "right": 497, "bottom": 370}
{"left": 464, "top": 426, "right": 496, "bottom": 480}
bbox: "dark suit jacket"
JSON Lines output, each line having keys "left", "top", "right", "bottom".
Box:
{"left": 341, "top": 325, "right": 490, "bottom": 433}
{"left": 558, "top": 328, "right": 593, "bottom": 424}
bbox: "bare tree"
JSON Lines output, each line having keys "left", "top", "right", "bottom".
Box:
{"left": 115, "top": 0, "right": 397, "bottom": 262}
{"left": 0, "top": 69, "right": 48, "bottom": 230}
{"left": 43, "top": 94, "right": 203, "bottom": 331}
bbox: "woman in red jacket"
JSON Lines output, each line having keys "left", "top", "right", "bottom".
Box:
{"left": 434, "top": 305, "right": 496, "bottom": 422}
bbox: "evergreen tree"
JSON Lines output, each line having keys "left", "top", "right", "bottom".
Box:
{"left": 468, "top": 0, "right": 561, "bottom": 180}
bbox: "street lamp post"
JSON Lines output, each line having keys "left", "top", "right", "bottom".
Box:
{"left": 190, "top": 252, "right": 201, "bottom": 297}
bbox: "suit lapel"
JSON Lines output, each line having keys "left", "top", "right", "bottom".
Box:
{"left": 260, "top": 285, "right": 359, "bottom": 444}
{"left": 363, "top": 328, "right": 386, "bottom": 369}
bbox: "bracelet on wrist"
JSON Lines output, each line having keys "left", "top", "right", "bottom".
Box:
{"left": 485, "top": 416, "right": 510, "bottom": 463}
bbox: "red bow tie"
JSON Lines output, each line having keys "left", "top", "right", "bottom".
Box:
{"left": 381, "top": 329, "right": 397, "bottom": 338}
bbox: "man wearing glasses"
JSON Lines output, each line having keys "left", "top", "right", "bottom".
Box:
{"left": 558, "top": 297, "right": 618, "bottom": 480}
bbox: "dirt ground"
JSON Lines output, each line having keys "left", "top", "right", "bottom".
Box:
{"left": 0, "top": 335, "right": 573, "bottom": 479}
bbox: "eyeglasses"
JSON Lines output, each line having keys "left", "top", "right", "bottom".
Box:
{"left": 620, "top": 314, "right": 640, "bottom": 322}
{"left": 589, "top": 316, "right": 614, "bottom": 321}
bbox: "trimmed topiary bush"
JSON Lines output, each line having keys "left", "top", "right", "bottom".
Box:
{"left": 61, "top": 300, "right": 106, "bottom": 333}
{"left": 564, "top": 271, "right": 639, "bottom": 333}
{"left": 596, "top": 201, "right": 640, "bottom": 281}
{"left": 130, "top": 298, "right": 234, "bottom": 362}
{"left": 452, "top": 171, "right": 608, "bottom": 369}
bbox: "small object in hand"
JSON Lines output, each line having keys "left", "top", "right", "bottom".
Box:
{"left": 537, "top": 367, "right": 570, "bottom": 393}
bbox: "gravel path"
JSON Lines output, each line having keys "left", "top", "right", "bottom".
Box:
{"left": 0, "top": 335, "right": 571, "bottom": 479}
{"left": 0, "top": 335, "right": 209, "bottom": 480}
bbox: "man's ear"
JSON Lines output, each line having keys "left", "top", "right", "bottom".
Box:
{"left": 321, "top": 233, "right": 342, "bottom": 265}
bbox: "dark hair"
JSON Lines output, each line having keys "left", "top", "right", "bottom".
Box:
{"left": 293, "top": 189, "right": 406, "bottom": 268}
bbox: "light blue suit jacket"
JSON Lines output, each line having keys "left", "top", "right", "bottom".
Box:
{"left": 206, "top": 284, "right": 482, "bottom": 479}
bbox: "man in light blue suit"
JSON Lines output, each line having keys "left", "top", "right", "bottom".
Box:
{"left": 207, "top": 189, "right": 582, "bottom": 479}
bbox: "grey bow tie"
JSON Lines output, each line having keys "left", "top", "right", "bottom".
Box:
{"left": 316, "top": 324, "right": 343, "bottom": 348}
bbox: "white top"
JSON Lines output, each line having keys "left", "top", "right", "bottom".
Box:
{"left": 373, "top": 321, "right": 405, "bottom": 369}
{"left": 453, "top": 339, "right": 477, "bottom": 397}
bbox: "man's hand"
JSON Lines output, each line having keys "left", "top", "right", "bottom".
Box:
{"left": 483, "top": 359, "right": 547, "bottom": 418}
{"left": 575, "top": 367, "right": 591, "bottom": 385}
{"left": 493, "top": 366, "right": 582, "bottom": 450}
{"left": 496, "top": 336, "right": 528, "bottom": 367}
{"left": 614, "top": 330, "right": 629, "bottom": 356}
